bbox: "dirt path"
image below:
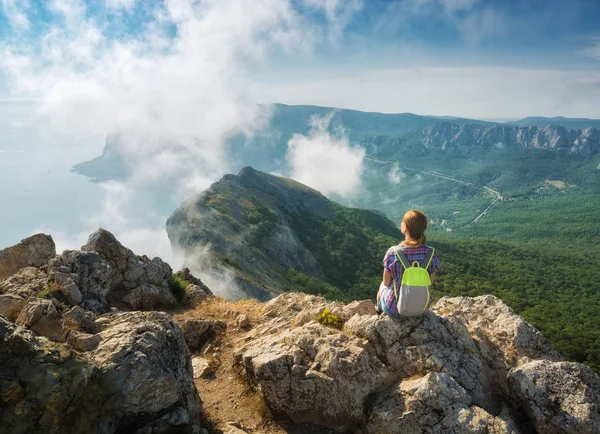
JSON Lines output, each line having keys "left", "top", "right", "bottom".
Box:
{"left": 173, "top": 299, "right": 288, "bottom": 434}
{"left": 365, "top": 157, "right": 503, "bottom": 227}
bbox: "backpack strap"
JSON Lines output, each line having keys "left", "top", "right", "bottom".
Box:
{"left": 421, "top": 247, "right": 436, "bottom": 272}
{"left": 391, "top": 247, "right": 411, "bottom": 270}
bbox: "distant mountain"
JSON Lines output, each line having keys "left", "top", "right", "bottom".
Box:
{"left": 417, "top": 122, "right": 600, "bottom": 157}
{"left": 511, "top": 116, "right": 600, "bottom": 130}
{"left": 166, "top": 167, "right": 400, "bottom": 300}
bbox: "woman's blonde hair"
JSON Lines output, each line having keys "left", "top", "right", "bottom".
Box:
{"left": 402, "top": 210, "right": 428, "bottom": 247}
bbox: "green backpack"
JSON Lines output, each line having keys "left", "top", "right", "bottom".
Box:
{"left": 392, "top": 247, "right": 435, "bottom": 316}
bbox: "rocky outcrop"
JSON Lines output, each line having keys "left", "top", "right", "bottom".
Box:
{"left": 0, "top": 312, "right": 201, "bottom": 433}
{"left": 0, "top": 229, "right": 211, "bottom": 433}
{"left": 234, "top": 293, "right": 600, "bottom": 433}
{"left": 82, "top": 228, "right": 177, "bottom": 310}
{"left": 0, "top": 234, "right": 55, "bottom": 280}
{"left": 420, "top": 123, "right": 600, "bottom": 156}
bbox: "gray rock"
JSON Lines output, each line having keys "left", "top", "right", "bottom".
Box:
{"left": 48, "top": 250, "right": 112, "bottom": 313}
{"left": 236, "top": 314, "right": 251, "bottom": 330}
{"left": 367, "top": 373, "right": 519, "bottom": 434}
{"left": 508, "top": 360, "right": 600, "bottom": 433}
{"left": 0, "top": 267, "right": 48, "bottom": 299}
{"left": 62, "top": 306, "right": 97, "bottom": 333}
{"left": 67, "top": 329, "right": 101, "bottom": 352}
{"left": 0, "top": 312, "right": 201, "bottom": 433}
{"left": 235, "top": 318, "right": 396, "bottom": 431}
{"left": 0, "top": 234, "right": 56, "bottom": 280}
{"left": 15, "top": 297, "right": 64, "bottom": 342}
{"left": 82, "top": 229, "right": 177, "bottom": 310}
{"left": 192, "top": 356, "right": 216, "bottom": 379}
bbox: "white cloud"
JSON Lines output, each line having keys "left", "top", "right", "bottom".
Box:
{"left": 286, "top": 112, "right": 365, "bottom": 197}
{"left": 104, "top": 0, "right": 136, "bottom": 11}
{"left": 389, "top": 164, "right": 405, "bottom": 184}
{"left": 1, "top": 0, "right": 30, "bottom": 29}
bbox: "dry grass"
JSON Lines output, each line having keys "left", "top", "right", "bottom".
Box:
{"left": 47, "top": 281, "right": 62, "bottom": 295}
{"left": 62, "top": 316, "right": 82, "bottom": 333}
{"left": 4, "top": 301, "right": 25, "bottom": 322}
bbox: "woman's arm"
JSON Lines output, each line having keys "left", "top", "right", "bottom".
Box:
{"left": 383, "top": 269, "right": 393, "bottom": 287}
{"left": 429, "top": 272, "right": 436, "bottom": 284}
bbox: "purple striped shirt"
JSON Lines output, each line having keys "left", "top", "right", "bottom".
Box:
{"left": 380, "top": 244, "right": 440, "bottom": 317}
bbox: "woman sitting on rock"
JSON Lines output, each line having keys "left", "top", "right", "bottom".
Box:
{"left": 377, "top": 210, "right": 440, "bottom": 318}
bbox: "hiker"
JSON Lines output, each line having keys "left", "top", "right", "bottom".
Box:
{"left": 377, "top": 210, "right": 440, "bottom": 318}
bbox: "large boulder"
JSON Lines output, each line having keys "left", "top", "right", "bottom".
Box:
{"left": 366, "top": 373, "right": 518, "bottom": 434}
{"left": 508, "top": 360, "right": 600, "bottom": 433}
{"left": 0, "top": 311, "right": 202, "bottom": 433}
{"left": 82, "top": 229, "right": 177, "bottom": 310}
{"left": 0, "top": 234, "right": 56, "bottom": 280}
{"left": 235, "top": 322, "right": 395, "bottom": 431}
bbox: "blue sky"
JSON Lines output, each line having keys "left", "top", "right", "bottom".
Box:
{"left": 1, "top": 0, "right": 600, "bottom": 119}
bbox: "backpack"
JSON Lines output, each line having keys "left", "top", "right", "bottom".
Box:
{"left": 392, "top": 246, "right": 435, "bottom": 316}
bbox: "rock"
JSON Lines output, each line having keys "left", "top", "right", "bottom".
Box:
{"left": 180, "top": 318, "right": 226, "bottom": 352}
{"left": 236, "top": 314, "right": 251, "bottom": 330}
{"left": 50, "top": 271, "right": 83, "bottom": 306}
{"left": 366, "top": 373, "right": 519, "bottom": 434}
{"left": 186, "top": 284, "right": 211, "bottom": 306}
{"left": 508, "top": 360, "right": 600, "bottom": 433}
{"left": 0, "top": 313, "right": 201, "bottom": 433}
{"left": 224, "top": 422, "right": 249, "bottom": 434}
{"left": 48, "top": 250, "right": 112, "bottom": 313}
{"left": 67, "top": 330, "right": 102, "bottom": 352}
{"left": 192, "top": 356, "right": 216, "bottom": 378}
{"left": 0, "top": 267, "right": 48, "bottom": 299}
{"left": 0, "top": 234, "right": 56, "bottom": 280}
{"left": 238, "top": 293, "right": 600, "bottom": 432}
{"left": 82, "top": 229, "right": 177, "bottom": 310}
{"left": 433, "top": 296, "right": 560, "bottom": 367}
{"left": 0, "top": 294, "right": 25, "bottom": 322}
{"left": 62, "top": 306, "right": 97, "bottom": 333}
{"left": 88, "top": 311, "right": 201, "bottom": 427}
{"left": 341, "top": 299, "right": 377, "bottom": 319}
{"left": 235, "top": 320, "right": 396, "bottom": 431}
{"left": 175, "top": 268, "right": 214, "bottom": 297}
{"left": 370, "top": 312, "right": 495, "bottom": 412}
{"left": 15, "top": 297, "right": 64, "bottom": 342}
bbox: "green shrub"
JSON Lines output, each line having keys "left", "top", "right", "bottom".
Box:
{"left": 36, "top": 289, "right": 50, "bottom": 299}
{"left": 169, "top": 276, "right": 190, "bottom": 302}
{"left": 317, "top": 308, "right": 343, "bottom": 329}
{"left": 220, "top": 255, "right": 240, "bottom": 268}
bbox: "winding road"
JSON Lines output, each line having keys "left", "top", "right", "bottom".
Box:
{"left": 364, "top": 157, "right": 503, "bottom": 227}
